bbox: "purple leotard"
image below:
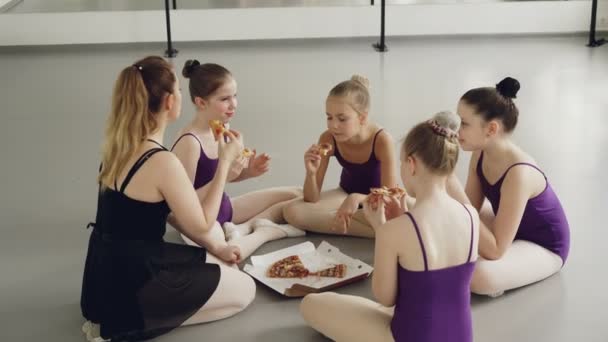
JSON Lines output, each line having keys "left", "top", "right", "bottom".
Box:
{"left": 333, "top": 129, "right": 383, "bottom": 194}
{"left": 172, "top": 133, "right": 233, "bottom": 225}
{"left": 476, "top": 152, "right": 570, "bottom": 263}
{"left": 391, "top": 204, "right": 475, "bottom": 342}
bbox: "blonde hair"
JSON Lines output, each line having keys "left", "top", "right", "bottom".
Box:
{"left": 402, "top": 112, "right": 460, "bottom": 175}
{"left": 328, "top": 74, "right": 370, "bottom": 114}
{"left": 98, "top": 56, "right": 175, "bottom": 188}
{"left": 432, "top": 110, "right": 461, "bottom": 132}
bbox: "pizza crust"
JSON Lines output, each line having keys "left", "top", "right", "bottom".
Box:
{"left": 242, "top": 148, "right": 254, "bottom": 158}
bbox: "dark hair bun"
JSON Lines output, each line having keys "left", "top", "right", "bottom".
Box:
{"left": 496, "top": 77, "right": 520, "bottom": 99}
{"left": 182, "top": 59, "right": 201, "bottom": 78}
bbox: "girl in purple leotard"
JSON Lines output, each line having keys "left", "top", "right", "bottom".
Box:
{"left": 170, "top": 60, "right": 304, "bottom": 263}
{"left": 300, "top": 114, "right": 480, "bottom": 342}
{"left": 282, "top": 75, "right": 400, "bottom": 238}
{"left": 458, "top": 77, "right": 570, "bottom": 297}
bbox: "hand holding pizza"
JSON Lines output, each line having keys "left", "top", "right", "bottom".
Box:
{"left": 217, "top": 130, "right": 243, "bottom": 164}
{"left": 368, "top": 186, "right": 407, "bottom": 220}
{"left": 362, "top": 196, "right": 387, "bottom": 229}
{"left": 383, "top": 194, "right": 407, "bottom": 221}
{"left": 304, "top": 144, "right": 322, "bottom": 174}
{"left": 209, "top": 120, "right": 227, "bottom": 141}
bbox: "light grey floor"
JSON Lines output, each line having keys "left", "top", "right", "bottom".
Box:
{"left": 0, "top": 35, "right": 606, "bottom": 341}
{"left": 3, "top": 0, "right": 563, "bottom": 13}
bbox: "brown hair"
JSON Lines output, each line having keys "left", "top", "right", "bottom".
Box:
{"left": 402, "top": 112, "right": 460, "bottom": 175}
{"left": 182, "top": 60, "right": 232, "bottom": 103}
{"left": 460, "top": 77, "right": 520, "bottom": 133}
{"left": 98, "top": 56, "right": 175, "bottom": 187}
{"left": 328, "top": 74, "right": 370, "bottom": 114}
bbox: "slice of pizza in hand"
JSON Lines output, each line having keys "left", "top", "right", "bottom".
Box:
{"left": 266, "top": 255, "right": 310, "bottom": 278}
{"left": 387, "top": 187, "right": 407, "bottom": 199}
{"left": 208, "top": 120, "right": 227, "bottom": 139}
{"left": 242, "top": 148, "right": 254, "bottom": 158}
{"left": 370, "top": 186, "right": 390, "bottom": 197}
{"left": 310, "top": 264, "right": 347, "bottom": 278}
{"left": 368, "top": 186, "right": 389, "bottom": 210}
{"left": 317, "top": 143, "right": 333, "bottom": 156}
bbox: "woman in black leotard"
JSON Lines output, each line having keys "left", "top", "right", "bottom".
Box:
{"left": 80, "top": 56, "right": 255, "bottom": 341}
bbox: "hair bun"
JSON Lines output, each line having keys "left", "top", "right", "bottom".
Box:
{"left": 350, "top": 74, "right": 370, "bottom": 89}
{"left": 182, "top": 59, "right": 201, "bottom": 78}
{"left": 432, "top": 111, "right": 460, "bottom": 132}
{"left": 496, "top": 77, "right": 520, "bottom": 99}
{"left": 427, "top": 119, "right": 459, "bottom": 140}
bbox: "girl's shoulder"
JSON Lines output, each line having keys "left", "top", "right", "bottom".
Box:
{"left": 373, "top": 127, "right": 393, "bottom": 145}
{"left": 171, "top": 130, "right": 203, "bottom": 151}
{"left": 372, "top": 127, "right": 395, "bottom": 159}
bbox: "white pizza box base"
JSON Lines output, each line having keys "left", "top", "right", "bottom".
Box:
{"left": 243, "top": 241, "right": 373, "bottom": 297}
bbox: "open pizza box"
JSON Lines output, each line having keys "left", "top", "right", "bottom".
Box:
{"left": 243, "top": 241, "right": 374, "bottom": 297}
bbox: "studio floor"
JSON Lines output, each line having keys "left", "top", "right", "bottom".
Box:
{"left": 0, "top": 34, "right": 606, "bottom": 341}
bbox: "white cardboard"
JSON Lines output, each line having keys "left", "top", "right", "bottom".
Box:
{"left": 244, "top": 241, "right": 373, "bottom": 296}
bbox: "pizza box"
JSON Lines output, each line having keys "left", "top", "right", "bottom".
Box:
{"left": 243, "top": 241, "right": 373, "bottom": 297}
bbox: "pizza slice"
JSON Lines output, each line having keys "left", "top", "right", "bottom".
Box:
{"left": 370, "top": 186, "right": 390, "bottom": 196}
{"left": 242, "top": 148, "right": 254, "bottom": 158}
{"left": 310, "top": 264, "right": 347, "bottom": 278}
{"left": 387, "top": 187, "right": 407, "bottom": 198}
{"left": 370, "top": 186, "right": 406, "bottom": 198}
{"left": 318, "top": 143, "right": 333, "bottom": 156}
{"left": 266, "top": 255, "right": 310, "bottom": 278}
{"left": 208, "top": 119, "right": 227, "bottom": 138}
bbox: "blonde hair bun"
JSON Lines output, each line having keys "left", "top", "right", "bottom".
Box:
{"left": 432, "top": 111, "right": 460, "bottom": 132}
{"left": 350, "top": 74, "right": 370, "bottom": 89}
